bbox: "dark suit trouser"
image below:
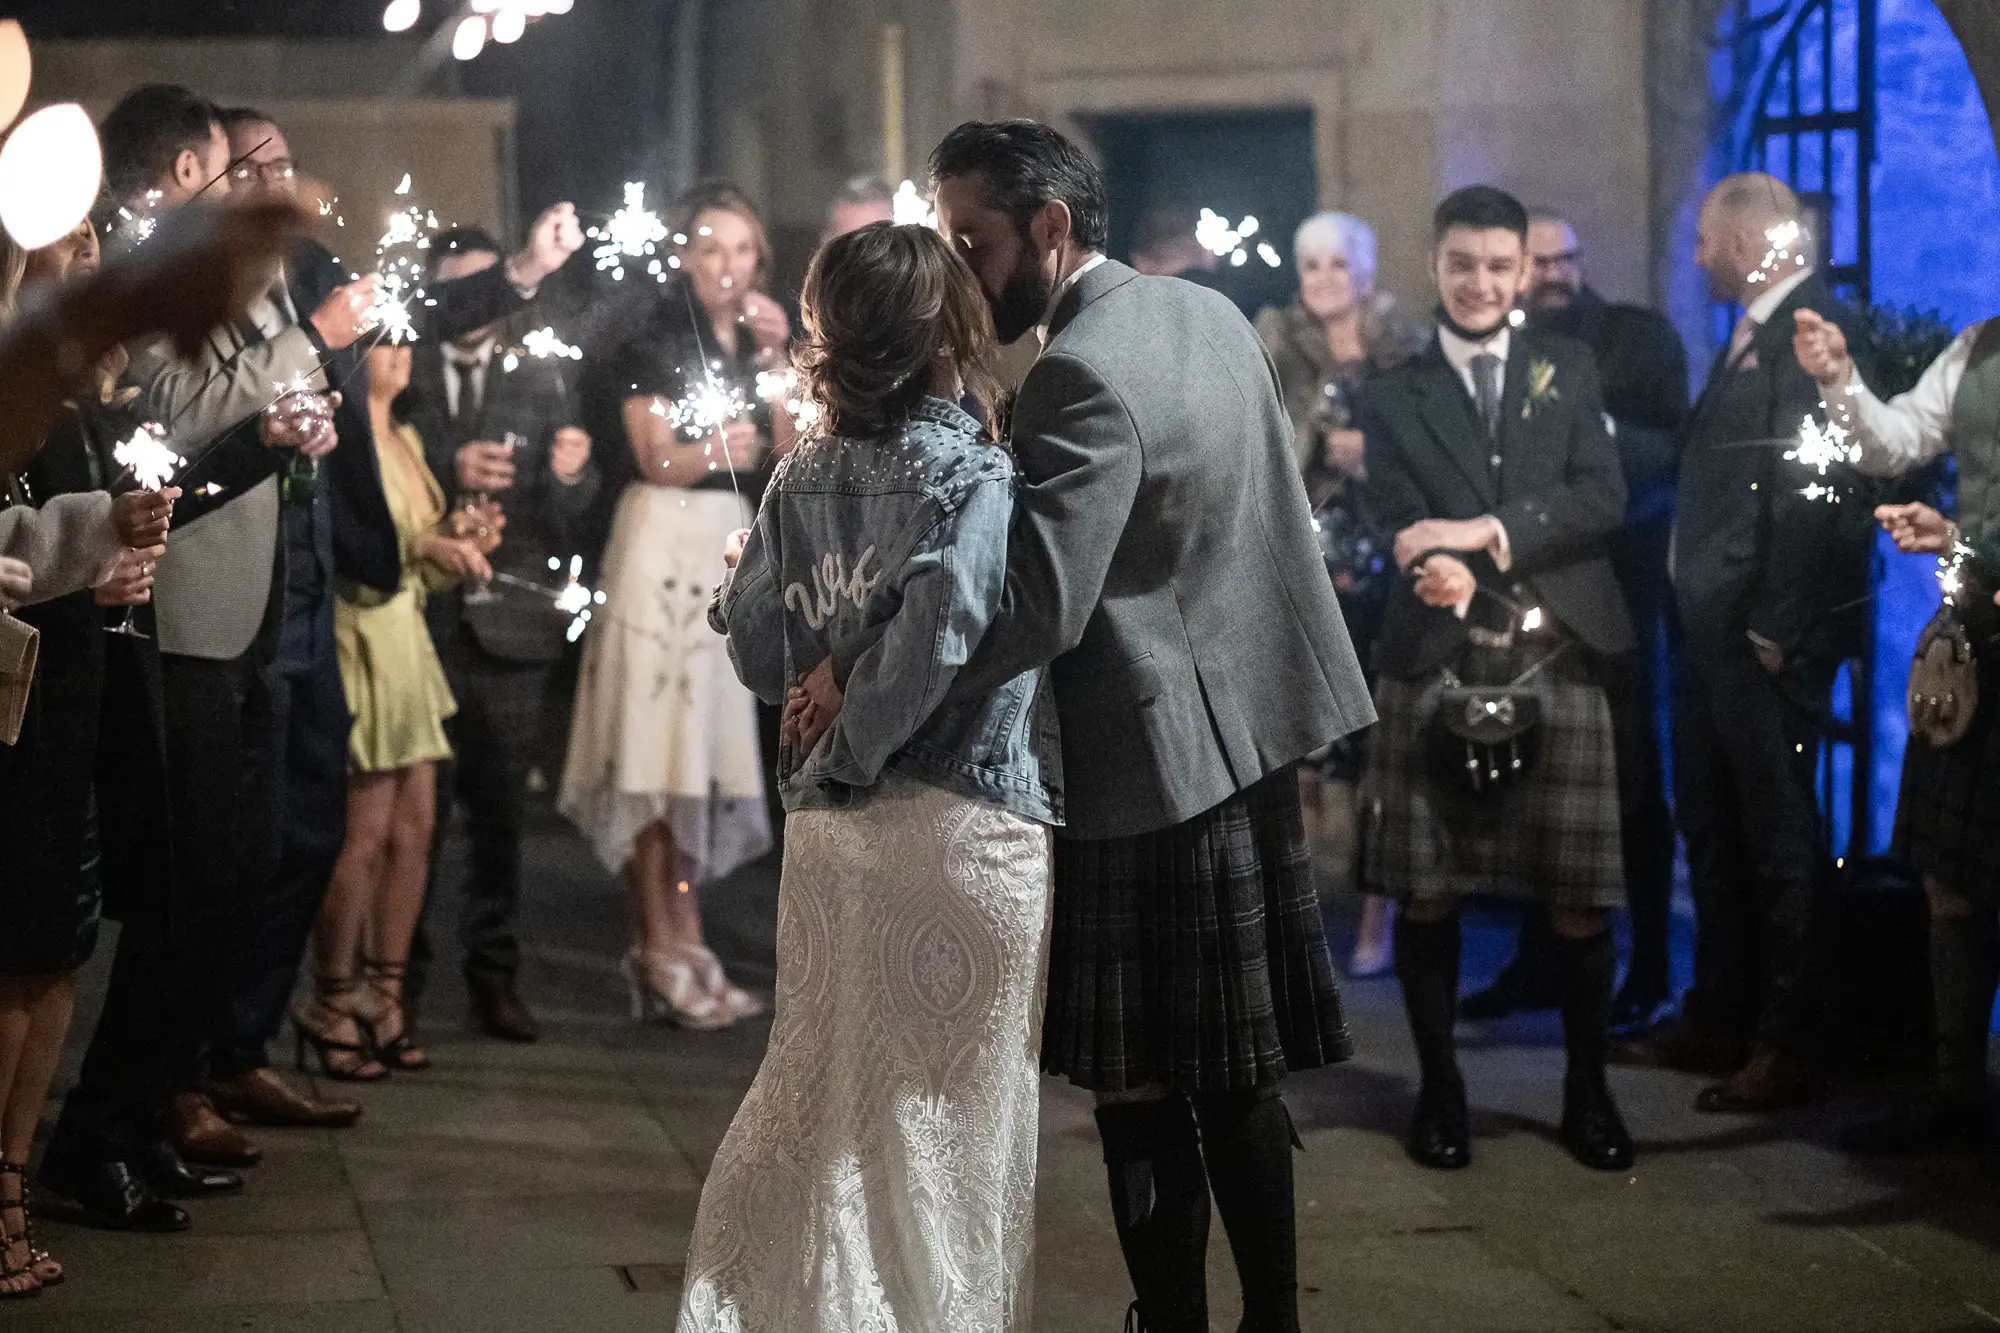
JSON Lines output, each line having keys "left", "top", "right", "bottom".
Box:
{"left": 47, "top": 636, "right": 177, "bottom": 1165}
{"left": 1673, "top": 640, "right": 1832, "bottom": 1052}
{"left": 158, "top": 650, "right": 281, "bottom": 1089}
{"left": 411, "top": 634, "right": 548, "bottom": 996}
{"left": 212, "top": 633, "right": 351, "bottom": 1078}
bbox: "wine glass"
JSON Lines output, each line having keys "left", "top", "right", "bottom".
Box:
{"left": 458, "top": 431, "right": 520, "bottom": 604}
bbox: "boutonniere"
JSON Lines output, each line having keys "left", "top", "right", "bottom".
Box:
{"left": 1522, "top": 358, "right": 1561, "bottom": 420}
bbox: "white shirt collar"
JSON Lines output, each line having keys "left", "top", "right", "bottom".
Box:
{"left": 1742, "top": 264, "right": 1814, "bottom": 329}
{"left": 445, "top": 338, "right": 496, "bottom": 371}
{"left": 1035, "top": 253, "right": 1108, "bottom": 348}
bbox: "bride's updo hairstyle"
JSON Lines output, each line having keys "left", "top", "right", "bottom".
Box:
{"left": 795, "top": 221, "right": 999, "bottom": 440}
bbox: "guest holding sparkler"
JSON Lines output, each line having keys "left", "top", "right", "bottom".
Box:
{"left": 293, "top": 342, "right": 495, "bottom": 1080}
{"left": 563, "top": 183, "right": 788, "bottom": 1028}
{"left": 1618, "top": 174, "right": 1873, "bottom": 1114}
{"left": 0, "top": 228, "right": 188, "bottom": 1288}
{"left": 402, "top": 224, "right": 600, "bottom": 1044}
{"left": 1256, "top": 211, "right": 1426, "bottom": 979}
{"left": 1794, "top": 305, "right": 2000, "bottom": 1177}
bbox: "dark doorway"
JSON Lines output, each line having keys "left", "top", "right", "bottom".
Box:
{"left": 1079, "top": 106, "right": 1318, "bottom": 319}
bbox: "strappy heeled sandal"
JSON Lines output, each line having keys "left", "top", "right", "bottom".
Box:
{"left": 681, "top": 944, "right": 767, "bottom": 1021}
{"left": 621, "top": 946, "right": 735, "bottom": 1030}
{"left": 361, "top": 958, "right": 431, "bottom": 1072}
{"left": 0, "top": 1163, "right": 53, "bottom": 1291}
{"left": 290, "top": 976, "right": 390, "bottom": 1082}
{"left": 0, "top": 1165, "right": 39, "bottom": 1301}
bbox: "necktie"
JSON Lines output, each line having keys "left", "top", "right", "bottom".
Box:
{"left": 1471, "top": 352, "right": 1503, "bottom": 438}
{"left": 1727, "top": 313, "right": 1757, "bottom": 366}
{"left": 449, "top": 357, "right": 482, "bottom": 430}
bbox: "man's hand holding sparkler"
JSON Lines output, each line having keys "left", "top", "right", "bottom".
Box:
{"left": 263, "top": 389, "right": 340, "bottom": 458}
{"left": 506, "top": 202, "right": 585, "bottom": 291}
{"left": 1876, "top": 501, "right": 1953, "bottom": 556}
{"left": 1793, "top": 309, "right": 1853, "bottom": 395}
{"left": 311, "top": 277, "right": 380, "bottom": 351}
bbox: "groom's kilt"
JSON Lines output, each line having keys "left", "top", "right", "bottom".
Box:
{"left": 1360, "top": 653, "right": 1625, "bottom": 909}
{"left": 1040, "top": 765, "right": 1352, "bottom": 1094}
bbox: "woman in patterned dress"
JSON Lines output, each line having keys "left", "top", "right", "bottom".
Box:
{"left": 678, "top": 222, "right": 1059, "bottom": 1332}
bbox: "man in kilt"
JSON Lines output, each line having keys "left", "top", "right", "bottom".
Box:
{"left": 1355, "top": 186, "right": 1637, "bottom": 1173}
{"left": 788, "top": 120, "right": 1375, "bottom": 1333}
{"left": 1795, "top": 307, "right": 2000, "bottom": 1178}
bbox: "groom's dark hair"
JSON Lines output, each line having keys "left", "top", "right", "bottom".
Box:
{"left": 929, "top": 120, "right": 1108, "bottom": 251}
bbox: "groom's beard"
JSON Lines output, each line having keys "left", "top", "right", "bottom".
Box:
{"left": 989, "top": 262, "right": 1053, "bottom": 346}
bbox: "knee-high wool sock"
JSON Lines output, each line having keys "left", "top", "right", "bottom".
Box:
{"left": 1554, "top": 927, "right": 1616, "bottom": 1087}
{"left": 1095, "top": 1096, "right": 1210, "bottom": 1333}
{"left": 1394, "top": 914, "right": 1464, "bottom": 1091}
{"left": 1932, "top": 911, "right": 2000, "bottom": 1103}
{"left": 1191, "top": 1086, "right": 1302, "bottom": 1333}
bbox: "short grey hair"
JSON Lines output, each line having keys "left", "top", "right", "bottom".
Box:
{"left": 1293, "top": 211, "right": 1377, "bottom": 281}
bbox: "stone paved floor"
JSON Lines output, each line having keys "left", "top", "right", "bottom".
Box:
{"left": 14, "top": 810, "right": 2000, "bottom": 1332}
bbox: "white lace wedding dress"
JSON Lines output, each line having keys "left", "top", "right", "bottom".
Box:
{"left": 676, "top": 773, "right": 1053, "bottom": 1333}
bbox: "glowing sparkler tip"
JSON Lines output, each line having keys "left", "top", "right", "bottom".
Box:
{"left": 113, "top": 422, "right": 185, "bottom": 492}
{"left": 394, "top": 172, "right": 412, "bottom": 195}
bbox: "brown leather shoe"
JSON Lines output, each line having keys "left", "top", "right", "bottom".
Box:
{"left": 203, "top": 1068, "right": 362, "bottom": 1130}
{"left": 168, "top": 1092, "right": 262, "bottom": 1168}
{"left": 1695, "top": 1045, "right": 1824, "bottom": 1113}
{"left": 467, "top": 973, "right": 542, "bottom": 1043}
{"left": 1610, "top": 1015, "right": 1748, "bottom": 1078}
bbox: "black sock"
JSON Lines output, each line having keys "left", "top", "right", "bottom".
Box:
{"left": 1191, "top": 1086, "right": 1301, "bottom": 1333}
{"left": 1394, "top": 914, "right": 1464, "bottom": 1091}
{"left": 1095, "top": 1096, "right": 1210, "bottom": 1333}
{"left": 1931, "top": 911, "right": 2000, "bottom": 1104}
{"left": 1554, "top": 927, "right": 1616, "bottom": 1087}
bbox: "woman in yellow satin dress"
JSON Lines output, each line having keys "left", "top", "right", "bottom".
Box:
{"left": 293, "top": 341, "right": 495, "bottom": 1080}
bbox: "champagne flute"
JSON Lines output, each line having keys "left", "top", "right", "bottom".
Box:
{"left": 459, "top": 431, "right": 520, "bottom": 604}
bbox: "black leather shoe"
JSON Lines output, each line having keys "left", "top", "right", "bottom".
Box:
{"left": 1458, "top": 969, "right": 1558, "bottom": 1022}
{"left": 139, "top": 1142, "right": 244, "bottom": 1199}
{"left": 36, "top": 1158, "right": 190, "bottom": 1233}
{"left": 467, "top": 971, "right": 542, "bottom": 1043}
{"left": 1561, "top": 1077, "right": 1635, "bottom": 1171}
{"left": 1406, "top": 1081, "right": 1472, "bottom": 1170}
{"left": 1839, "top": 1091, "right": 1987, "bottom": 1155}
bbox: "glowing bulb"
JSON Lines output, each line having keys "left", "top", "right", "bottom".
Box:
{"left": 0, "top": 20, "right": 31, "bottom": 130}
{"left": 381, "top": 0, "right": 421, "bottom": 32}
{"left": 0, "top": 104, "right": 102, "bottom": 251}
{"left": 491, "top": 7, "right": 526, "bottom": 41}
{"left": 547, "top": 0, "right": 573, "bottom": 11}
{"left": 451, "top": 14, "right": 488, "bottom": 60}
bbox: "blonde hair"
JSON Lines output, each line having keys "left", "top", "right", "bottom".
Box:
{"left": 1293, "top": 211, "right": 1378, "bottom": 283}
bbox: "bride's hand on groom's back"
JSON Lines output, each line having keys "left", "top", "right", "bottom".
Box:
{"left": 782, "top": 659, "right": 843, "bottom": 756}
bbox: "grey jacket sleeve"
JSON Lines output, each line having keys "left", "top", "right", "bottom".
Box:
{"left": 0, "top": 492, "right": 122, "bottom": 605}
{"left": 943, "top": 352, "right": 1145, "bottom": 700}
{"left": 128, "top": 324, "right": 328, "bottom": 457}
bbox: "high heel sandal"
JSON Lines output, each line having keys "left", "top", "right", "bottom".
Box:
{"left": 0, "top": 1163, "right": 53, "bottom": 1292}
{"left": 361, "top": 958, "right": 430, "bottom": 1072}
{"left": 681, "top": 944, "right": 767, "bottom": 1022}
{"left": 622, "top": 946, "right": 735, "bottom": 1030}
{"left": 290, "top": 976, "right": 390, "bottom": 1082}
{"left": 0, "top": 1164, "right": 40, "bottom": 1300}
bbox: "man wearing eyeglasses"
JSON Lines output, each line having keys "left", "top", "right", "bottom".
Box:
{"left": 1456, "top": 211, "right": 1689, "bottom": 1046}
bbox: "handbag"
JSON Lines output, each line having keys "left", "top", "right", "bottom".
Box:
{"left": 1422, "top": 586, "right": 1566, "bottom": 797}
{"left": 1907, "top": 605, "right": 1977, "bottom": 749}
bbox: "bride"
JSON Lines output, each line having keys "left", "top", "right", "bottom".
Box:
{"left": 677, "top": 222, "right": 1061, "bottom": 1332}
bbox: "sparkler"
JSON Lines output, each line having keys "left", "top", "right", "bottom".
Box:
{"left": 1785, "top": 402, "right": 1861, "bottom": 503}
{"left": 1196, "top": 208, "right": 1283, "bottom": 269}
{"left": 653, "top": 370, "right": 748, "bottom": 439}
{"left": 109, "top": 189, "right": 164, "bottom": 249}
{"left": 588, "top": 182, "right": 670, "bottom": 283}
{"left": 1745, "top": 220, "right": 1806, "bottom": 286}
{"left": 892, "top": 179, "right": 936, "bottom": 227}
{"left": 112, "top": 422, "right": 184, "bottom": 491}
{"left": 755, "top": 365, "right": 821, "bottom": 433}
{"left": 370, "top": 181, "right": 440, "bottom": 344}
{"left": 490, "top": 554, "right": 607, "bottom": 643}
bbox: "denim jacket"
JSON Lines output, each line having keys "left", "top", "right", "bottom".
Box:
{"left": 710, "top": 397, "right": 1062, "bottom": 824}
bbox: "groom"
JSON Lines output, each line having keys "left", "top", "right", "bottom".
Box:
{"left": 791, "top": 120, "right": 1373, "bottom": 1333}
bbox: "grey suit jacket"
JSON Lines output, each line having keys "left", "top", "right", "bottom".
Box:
{"left": 130, "top": 308, "right": 328, "bottom": 662}
{"left": 952, "top": 261, "right": 1375, "bottom": 839}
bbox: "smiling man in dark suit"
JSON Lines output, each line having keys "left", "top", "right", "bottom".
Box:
{"left": 1355, "top": 185, "right": 1637, "bottom": 1176}
{"left": 1620, "top": 173, "right": 1873, "bottom": 1113}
